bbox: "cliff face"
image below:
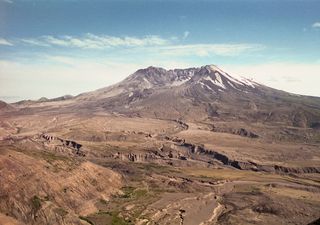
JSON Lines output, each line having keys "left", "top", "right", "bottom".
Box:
{"left": 41, "top": 133, "right": 85, "bottom": 156}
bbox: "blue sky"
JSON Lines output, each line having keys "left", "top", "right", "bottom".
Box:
{"left": 1, "top": 0, "right": 320, "bottom": 102}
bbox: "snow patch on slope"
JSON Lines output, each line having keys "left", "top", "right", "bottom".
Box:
{"left": 210, "top": 65, "right": 256, "bottom": 88}
{"left": 227, "top": 72, "right": 255, "bottom": 88}
{"left": 170, "top": 77, "right": 191, "bottom": 86}
{"left": 199, "top": 82, "right": 215, "bottom": 92}
{"left": 203, "top": 74, "right": 226, "bottom": 89}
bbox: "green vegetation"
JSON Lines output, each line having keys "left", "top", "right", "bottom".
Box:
{"left": 86, "top": 211, "right": 130, "bottom": 225}
{"left": 31, "top": 195, "right": 41, "bottom": 210}
{"left": 120, "top": 186, "right": 135, "bottom": 198}
{"left": 86, "top": 185, "right": 154, "bottom": 224}
{"left": 108, "top": 212, "right": 130, "bottom": 225}
{"left": 41, "top": 151, "right": 69, "bottom": 163}
{"left": 134, "top": 189, "right": 148, "bottom": 199}
{"left": 30, "top": 195, "right": 42, "bottom": 217}
{"left": 120, "top": 186, "right": 148, "bottom": 200}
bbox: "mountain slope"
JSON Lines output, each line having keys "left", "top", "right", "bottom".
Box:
{"left": 67, "top": 65, "right": 320, "bottom": 128}
{"left": 7, "top": 65, "right": 320, "bottom": 128}
{"left": 0, "top": 100, "right": 15, "bottom": 112}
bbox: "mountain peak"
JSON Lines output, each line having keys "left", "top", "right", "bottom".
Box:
{"left": 200, "top": 64, "right": 229, "bottom": 76}
{"left": 136, "top": 64, "right": 224, "bottom": 76}
{"left": 196, "top": 64, "right": 257, "bottom": 89}
{"left": 124, "top": 64, "right": 258, "bottom": 90}
{"left": 136, "top": 66, "right": 167, "bottom": 75}
{"left": 202, "top": 64, "right": 219, "bottom": 70}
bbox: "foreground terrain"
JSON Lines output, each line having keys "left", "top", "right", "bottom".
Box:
{"left": 0, "top": 65, "right": 320, "bottom": 224}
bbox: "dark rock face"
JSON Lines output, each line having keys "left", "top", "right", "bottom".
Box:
{"left": 273, "top": 165, "right": 320, "bottom": 174}
{"left": 113, "top": 152, "right": 158, "bottom": 162}
{"left": 41, "top": 134, "right": 85, "bottom": 156}
{"left": 308, "top": 217, "right": 320, "bottom": 225}
{"left": 212, "top": 127, "right": 259, "bottom": 138}
{"left": 311, "top": 122, "right": 320, "bottom": 130}
{"left": 237, "top": 128, "right": 259, "bottom": 138}
{"left": 173, "top": 120, "right": 189, "bottom": 130}
{"left": 176, "top": 141, "right": 320, "bottom": 174}
{"left": 165, "top": 136, "right": 186, "bottom": 145}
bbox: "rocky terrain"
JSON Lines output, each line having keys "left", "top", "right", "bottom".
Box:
{"left": 0, "top": 65, "right": 320, "bottom": 225}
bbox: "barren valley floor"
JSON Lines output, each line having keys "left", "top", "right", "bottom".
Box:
{"left": 0, "top": 113, "right": 319, "bottom": 225}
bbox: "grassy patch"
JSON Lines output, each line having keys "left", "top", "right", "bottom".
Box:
{"left": 119, "top": 187, "right": 148, "bottom": 200}
{"left": 40, "top": 151, "right": 69, "bottom": 163}
{"left": 98, "top": 185, "right": 157, "bottom": 224}
{"left": 110, "top": 212, "right": 130, "bottom": 225}
{"left": 30, "top": 195, "right": 41, "bottom": 211}
{"left": 30, "top": 195, "right": 42, "bottom": 217}
{"left": 120, "top": 186, "right": 136, "bottom": 199}
{"left": 134, "top": 189, "right": 148, "bottom": 198}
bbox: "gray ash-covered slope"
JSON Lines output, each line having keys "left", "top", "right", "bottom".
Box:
{"left": 73, "top": 65, "right": 320, "bottom": 128}
{"left": 7, "top": 64, "right": 320, "bottom": 128}
{"left": 0, "top": 100, "right": 15, "bottom": 112}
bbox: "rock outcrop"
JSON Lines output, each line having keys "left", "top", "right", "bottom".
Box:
{"left": 174, "top": 140, "right": 320, "bottom": 174}
{"left": 113, "top": 152, "right": 159, "bottom": 162}
{"left": 41, "top": 134, "right": 85, "bottom": 156}
{"left": 211, "top": 127, "right": 259, "bottom": 138}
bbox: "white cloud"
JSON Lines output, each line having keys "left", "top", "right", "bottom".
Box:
{"left": 0, "top": 38, "right": 13, "bottom": 46}
{"left": 19, "top": 34, "right": 169, "bottom": 49}
{"left": 20, "top": 39, "right": 50, "bottom": 47}
{"left": 183, "top": 31, "right": 190, "bottom": 39}
{"left": 158, "top": 43, "right": 265, "bottom": 57}
{"left": 15, "top": 34, "right": 264, "bottom": 57}
{"left": 1, "top": 0, "right": 13, "bottom": 3}
{"left": 0, "top": 33, "right": 269, "bottom": 102}
{"left": 44, "top": 36, "right": 70, "bottom": 47}
{"left": 312, "top": 22, "right": 320, "bottom": 28}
